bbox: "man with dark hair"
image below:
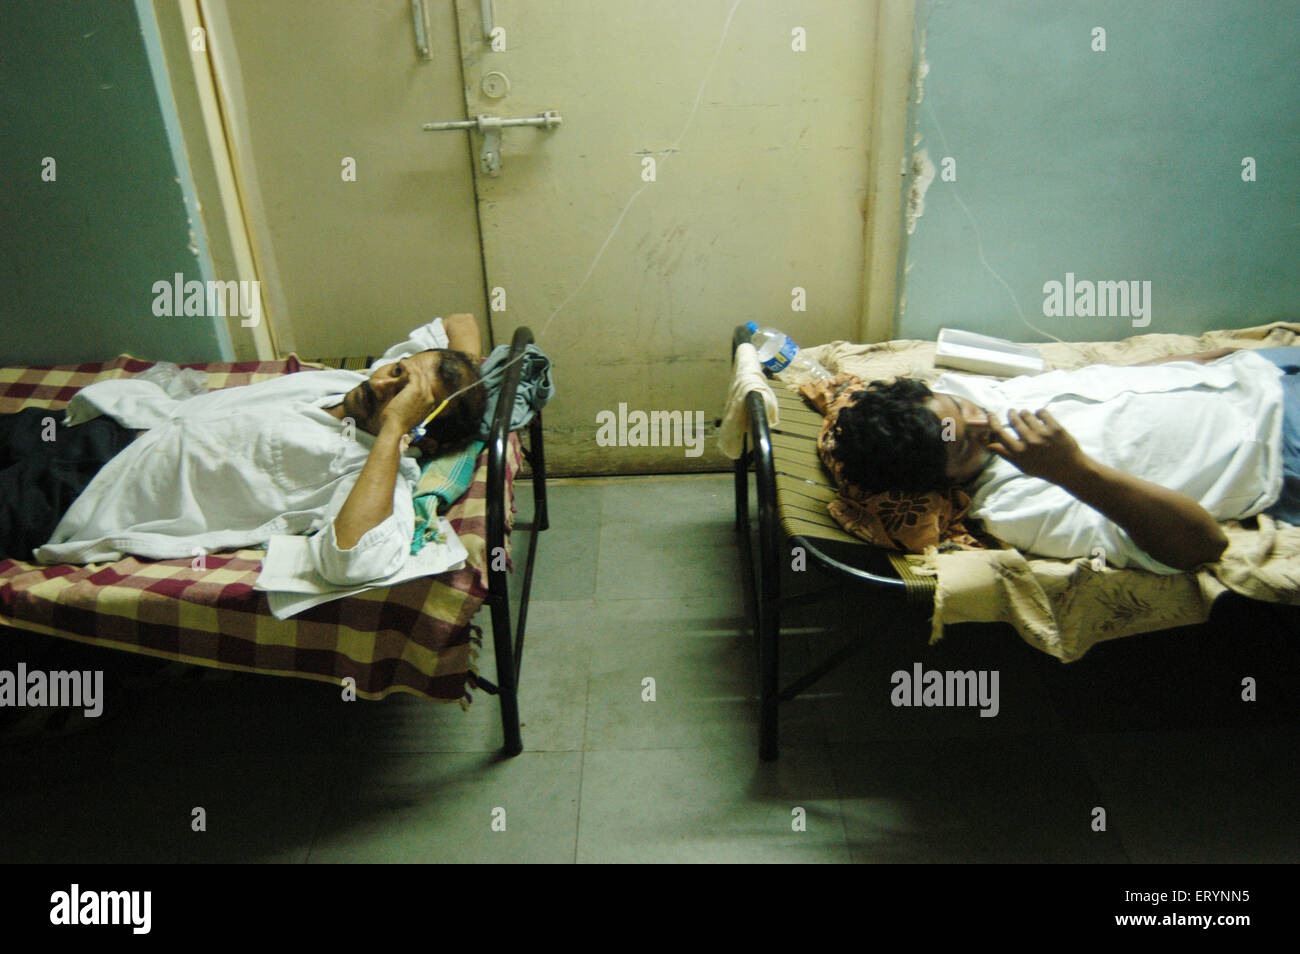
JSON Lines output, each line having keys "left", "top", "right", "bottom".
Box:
{"left": 328, "top": 347, "right": 485, "bottom": 456}
{"left": 830, "top": 378, "right": 950, "bottom": 493}
{"left": 17, "top": 315, "right": 485, "bottom": 586}
{"left": 829, "top": 346, "right": 1300, "bottom": 573}
{"left": 324, "top": 326, "right": 485, "bottom": 557}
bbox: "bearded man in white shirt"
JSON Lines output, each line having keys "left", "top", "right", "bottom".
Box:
{"left": 1, "top": 315, "right": 485, "bottom": 586}
{"left": 828, "top": 346, "right": 1300, "bottom": 573}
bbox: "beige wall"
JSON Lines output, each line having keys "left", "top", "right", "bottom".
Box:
{"left": 162, "top": 0, "right": 914, "bottom": 473}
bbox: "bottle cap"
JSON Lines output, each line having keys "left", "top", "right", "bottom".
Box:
{"left": 744, "top": 321, "right": 758, "bottom": 334}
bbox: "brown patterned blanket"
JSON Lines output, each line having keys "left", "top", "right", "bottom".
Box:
{"left": 794, "top": 321, "right": 1300, "bottom": 661}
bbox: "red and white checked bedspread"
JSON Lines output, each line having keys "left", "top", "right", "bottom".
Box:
{"left": 0, "top": 355, "right": 519, "bottom": 703}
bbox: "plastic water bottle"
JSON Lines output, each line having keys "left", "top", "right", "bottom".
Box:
{"left": 744, "top": 321, "right": 832, "bottom": 380}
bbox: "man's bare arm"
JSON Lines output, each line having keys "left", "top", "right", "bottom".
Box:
{"left": 1054, "top": 457, "right": 1230, "bottom": 570}
{"left": 333, "top": 421, "right": 406, "bottom": 550}
{"left": 444, "top": 313, "right": 482, "bottom": 363}
{"left": 333, "top": 360, "right": 439, "bottom": 550}
{"left": 990, "top": 410, "right": 1229, "bottom": 571}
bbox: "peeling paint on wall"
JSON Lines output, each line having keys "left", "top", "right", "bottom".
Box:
{"left": 903, "top": 28, "right": 932, "bottom": 244}
{"left": 899, "top": 261, "right": 914, "bottom": 318}
{"left": 906, "top": 147, "right": 935, "bottom": 235}
{"left": 914, "top": 29, "right": 929, "bottom": 105}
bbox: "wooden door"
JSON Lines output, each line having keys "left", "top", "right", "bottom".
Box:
{"left": 209, "top": 0, "right": 487, "bottom": 358}
{"left": 454, "top": 0, "right": 879, "bottom": 473}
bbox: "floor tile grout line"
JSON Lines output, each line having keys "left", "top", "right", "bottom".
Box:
{"left": 572, "top": 659, "right": 594, "bottom": 865}
{"left": 570, "top": 505, "right": 596, "bottom": 864}
{"left": 574, "top": 483, "right": 599, "bottom": 864}
{"left": 297, "top": 764, "right": 332, "bottom": 868}
{"left": 799, "top": 629, "right": 855, "bottom": 860}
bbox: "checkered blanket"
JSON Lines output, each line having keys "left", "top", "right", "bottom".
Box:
{"left": 0, "top": 355, "right": 519, "bottom": 703}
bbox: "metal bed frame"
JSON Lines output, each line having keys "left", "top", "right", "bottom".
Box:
{"left": 474, "top": 326, "right": 549, "bottom": 757}
{"left": 730, "top": 325, "right": 1300, "bottom": 763}
{"left": 0, "top": 331, "right": 548, "bottom": 755}
{"left": 730, "top": 325, "right": 926, "bottom": 762}
{"left": 314, "top": 325, "right": 548, "bottom": 757}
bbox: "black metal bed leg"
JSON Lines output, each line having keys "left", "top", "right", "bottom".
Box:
{"left": 757, "top": 598, "right": 780, "bottom": 762}
{"left": 750, "top": 397, "right": 783, "bottom": 762}
{"left": 529, "top": 412, "right": 549, "bottom": 532}
{"left": 483, "top": 325, "right": 539, "bottom": 758}
{"left": 734, "top": 447, "right": 749, "bottom": 532}
{"left": 735, "top": 440, "right": 777, "bottom": 758}
{"left": 757, "top": 507, "right": 781, "bottom": 761}
{"left": 489, "top": 596, "right": 523, "bottom": 757}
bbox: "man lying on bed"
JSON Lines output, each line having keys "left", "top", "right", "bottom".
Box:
{"left": 0, "top": 315, "right": 485, "bottom": 587}
{"left": 828, "top": 346, "right": 1300, "bottom": 573}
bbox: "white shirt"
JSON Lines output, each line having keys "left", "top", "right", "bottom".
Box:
{"left": 932, "top": 350, "right": 1286, "bottom": 573}
{"left": 34, "top": 370, "right": 422, "bottom": 586}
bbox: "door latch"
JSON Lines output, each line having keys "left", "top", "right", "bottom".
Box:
{"left": 422, "top": 112, "right": 563, "bottom": 176}
{"left": 411, "top": 0, "right": 432, "bottom": 60}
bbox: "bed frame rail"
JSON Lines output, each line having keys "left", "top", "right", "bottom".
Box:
{"left": 731, "top": 324, "right": 910, "bottom": 761}
{"left": 477, "top": 326, "right": 548, "bottom": 757}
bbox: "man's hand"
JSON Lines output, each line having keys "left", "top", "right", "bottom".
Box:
{"left": 333, "top": 362, "right": 438, "bottom": 551}
{"left": 989, "top": 408, "right": 1227, "bottom": 570}
{"left": 988, "top": 409, "right": 1090, "bottom": 486}
{"left": 379, "top": 357, "right": 440, "bottom": 435}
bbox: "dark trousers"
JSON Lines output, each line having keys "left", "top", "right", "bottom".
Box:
{"left": 0, "top": 408, "right": 137, "bottom": 561}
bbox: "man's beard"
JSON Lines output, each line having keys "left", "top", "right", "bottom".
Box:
{"left": 345, "top": 382, "right": 377, "bottom": 430}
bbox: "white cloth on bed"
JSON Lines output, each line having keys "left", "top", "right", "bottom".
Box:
{"left": 718, "top": 343, "right": 778, "bottom": 459}
{"left": 369, "top": 319, "right": 454, "bottom": 372}
{"left": 35, "top": 320, "right": 453, "bottom": 585}
{"left": 931, "top": 350, "right": 1286, "bottom": 574}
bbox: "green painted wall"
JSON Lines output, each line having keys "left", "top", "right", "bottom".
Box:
{"left": 898, "top": 0, "right": 1299, "bottom": 343}
{"left": 0, "top": 0, "right": 223, "bottom": 365}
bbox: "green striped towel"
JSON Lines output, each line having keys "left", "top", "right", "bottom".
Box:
{"left": 410, "top": 440, "right": 485, "bottom": 554}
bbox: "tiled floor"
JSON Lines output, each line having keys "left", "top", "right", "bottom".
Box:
{"left": 2, "top": 474, "right": 1299, "bottom": 862}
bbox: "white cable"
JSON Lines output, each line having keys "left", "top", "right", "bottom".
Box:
{"left": 917, "top": 23, "right": 1090, "bottom": 364}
